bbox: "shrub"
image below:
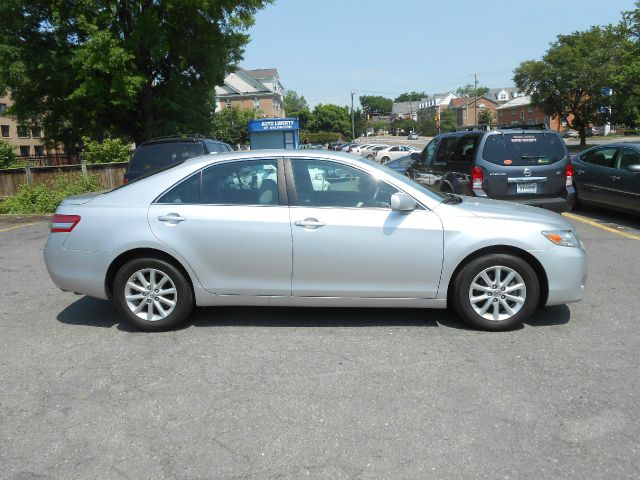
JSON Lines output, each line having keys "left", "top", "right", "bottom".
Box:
{"left": 82, "top": 136, "right": 131, "bottom": 164}
{"left": 0, "top": 174, "right": 101, "bottom": 214}
{"left": 623, "top": 129, "right": 640, "bottom": 136}
{"left": 0, "top": 140, "right": 26, "bottom": 169}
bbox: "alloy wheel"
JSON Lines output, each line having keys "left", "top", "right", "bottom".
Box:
{"left": 124, "top": 268, "right": 178, "bottom": 322}
{"left": 468, "top": 266, "right": 526, "bottom": 322}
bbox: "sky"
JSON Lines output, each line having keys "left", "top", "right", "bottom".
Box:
{"left": 241, "top": 0, "right": 638, "bottom": 108}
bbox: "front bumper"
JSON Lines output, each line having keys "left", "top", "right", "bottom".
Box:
{"left": 530, "top": 245, "right": 587, "bottom": 306}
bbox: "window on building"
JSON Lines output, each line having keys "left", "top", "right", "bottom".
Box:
{"left": 519, "top": 111, "right": 524, "bottom": 122}
{"left": 17, "top": 125, "right": 29, "bottom": 138}
{"left": 1, "top": 125, "right": 9, "bottom": 137}
{"left": 498, "top": 93, "right": 508, "bottom": 101}
{"left": 273, "top": 99, "right": 279, "bottom": 112}
{"left": 34, "top": 145, "right": 44, "bottom": 156}
{"left": 0, "top": 103, "right": 6, "bottom": 114}
{"left": 31, "top": 127, "right": 42, "bottom": 138}
{"left": 225, "top": 98, "right": 232, "bottom": 109}
{"left": 527, "top": 105, "right": 533, "bottom": 112}
{"left": 253, "top": 97, "right": 260, "bottom": 111}
{"left": 19, "top": 145, "right": 30, "bottom": 156}
{"left": 512, "top": 109, "right": 516, "bottom": 116}
{"left": 527, "top": 119, "right": 533, "bottom": 125}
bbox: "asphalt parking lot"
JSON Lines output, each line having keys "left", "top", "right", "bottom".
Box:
{"left": 1, "top": 211, "right": 639, "bottom": 479}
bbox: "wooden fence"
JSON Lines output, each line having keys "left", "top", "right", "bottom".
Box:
{"left": 0, "top": 162, "right": 128, "bottom": 198}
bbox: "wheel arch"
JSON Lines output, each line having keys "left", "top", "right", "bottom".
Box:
{"left": 105, "top": 248, "right": 195, "bottom": 299}
{"left": 446, "top": 245, "right": 549, "bottom": 307}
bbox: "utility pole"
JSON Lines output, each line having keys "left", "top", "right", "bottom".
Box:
{"left": 474, "top": 73, "right": 478, "bottom": 126}
{"left": 351, "top": 90, "right": 355, "bottom": 140}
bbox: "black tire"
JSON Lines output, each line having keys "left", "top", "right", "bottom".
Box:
{"left": 452, "top": 254, "right": 539, "bottom": 331}
{"left": 381, "top": 156, "right": 390, "bottom": 163}
{"left": 440, "top": 183, "right": 452, "bottom": 193}
{"left": 113, "top": 257, "right": 194, "bottom": 331}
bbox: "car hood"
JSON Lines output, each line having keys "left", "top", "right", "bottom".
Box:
{"left": 451, "top": 195, "right": 570, "bottom": 228}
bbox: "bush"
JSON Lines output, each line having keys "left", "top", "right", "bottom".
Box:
{"left": 0, "top": 140, "right": 26, "bottom": 169}
{"left": 300, "top": 131, "right": 343, "bottom": 144}
{"left": 82, "top": 136, "right": 131, "bottom": 164}
{"left": 0, "top": 174, "right": 102, "bottom": 214}
{"left": 623, "top": 129, "right": 640, "bottom": 136}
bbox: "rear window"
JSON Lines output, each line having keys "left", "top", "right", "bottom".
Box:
{"left": 482, "top": 133, "right": 566, "bottom": 166}
{"left": 129, "top": 142, "right": 204, "bottom": 173}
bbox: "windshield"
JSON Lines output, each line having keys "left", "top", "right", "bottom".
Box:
{"left": 362, "top": 157, "right": 448, "bottom": 201}
{"left": 482, "top": 133, "right": 566, "bottom": 166}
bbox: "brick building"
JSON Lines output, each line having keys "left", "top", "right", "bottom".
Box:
{"left": 215, "top": 68, "right": 285, "bottom": 118}
{"left": 496, "top": 96, "right": 568, "bottom": 131}
{"left": 0, "top": 93, "right": 47, "bottom": 156}
{"left": 448, "top": 96, "right": 499, "bottom": 128}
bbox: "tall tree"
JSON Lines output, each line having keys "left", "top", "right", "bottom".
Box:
{"left": 284, "top": 90, "right": 308, "bottom": 113}
{"left": 307, "top": 104, "right": 351, "bottom": 137}
{"left": 359, "top": 95, "right": 393, "bottom": 116}
{"left": 0, "top": 0, "right": 272, "bottom": 150}
{"left": 611, "top": 1, "right": 640, "bottom": 127}
{"left": 211, "top": 107, "right": 260, "bottom": 146}
{"left": 394, "top": 91, "right": 427, "bottom": 102}
{"left": 456, "top": 84, "right": 489, "bottom": 98}
{"left": 514, "top": 26, "right": 624, "bottom": 145}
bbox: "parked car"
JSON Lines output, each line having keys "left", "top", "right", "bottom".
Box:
{"left": 571, "top": 143, "right": 640, "bottom": 214}
{"left": 124, "top": 136, "right": 233, "bottom": 183}
{"left": 407, "top": 132, "right": 419, "bottom": 140}
{"left": 374, "top": 145, "right": 420, "bottom": 163}
{"left": 360, "top": 144, "right": 389, "bottom": 159}
{"left": 45, "top": 149, "right": 586, "bottom": 332}
{"left": 404, "top": 126, "right": 575, "bottom": 212}
{"left": 562, "top": 129, "right": 579, "bottom": 138}
{"left": 348, "top": 144, "right": 372, "bottom": 155}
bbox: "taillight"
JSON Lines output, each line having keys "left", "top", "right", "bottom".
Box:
{"left": 471, "top": 166, "right": 484, "bottom": 190}
{"left": 123, "top": 177, "right": 128, "bottom": 185}
{"left": 565, "top": 164, "right": 573, "bottom": 187}
{"left": 51, "top": 214, "right": 81, "bottom": 233}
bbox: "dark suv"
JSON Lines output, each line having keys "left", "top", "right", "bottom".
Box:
{"left": 406, "top": 126, "right": 575, "bottom": 211}
{"left": 124, "top": 136, "right": 234, "bottom": 183}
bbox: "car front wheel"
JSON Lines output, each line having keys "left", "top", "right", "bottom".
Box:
{"left": 452, "top": 254, "right": 539, "bottom": 331}
{"left": 113, "top": 257, "right": 194, "bottom": 331}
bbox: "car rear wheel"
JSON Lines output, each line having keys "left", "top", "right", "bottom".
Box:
{"left": 381, "top": 156, "right": 390, "bottom": 163}
{"left": 452, "top": 254, "right": 539, "bottom": 331}
{"left": 113, "top": 257, "right": 194, "bottom": 331}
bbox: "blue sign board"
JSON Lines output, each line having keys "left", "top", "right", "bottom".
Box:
{"left": 248, "top": 118, "right": 299, "bottom": 133}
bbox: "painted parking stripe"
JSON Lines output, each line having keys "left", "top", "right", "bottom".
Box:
{"left": 0, "top": 222, "right": 44, "bottom": 233}
{"left": 562, "top": 212, "right": 640, "bottom": 241}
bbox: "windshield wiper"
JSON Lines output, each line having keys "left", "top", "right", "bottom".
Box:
{"left": 442, "top": 192, "right": 463, "bottom": 204}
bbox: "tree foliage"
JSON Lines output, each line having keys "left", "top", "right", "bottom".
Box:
{"left": 0, "top": 140, "right": 19, "bottom": 169}
{"left": 478, "top": 109, "right": 495, "bottom": 127}
{"left": 284, "top": 90, "right": 308, "bottom": 113}
{"left": 514, "top": 26, "right": 624, "bottom": 145}
{"left": 456, "top": 84, "right": 489, "bottom": 98}
{"left": 394, "top": 92, "right": 427, "bottom": 102}
{"left": 307, "top": 104, "right": 351, "bottom": 137}
{"left": 81, "top": 137, "right": 131, "bottom": 164}
{"left": 359, "top": 95, "right": 393, "bottom": 116}
{"left": 211, "top": 107, "right": 261, "bottom": 146}
{"left": 0, "top": 0, "right": 272, "bottom": 150}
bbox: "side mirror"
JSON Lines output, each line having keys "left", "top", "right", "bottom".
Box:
{"left": 626, "top": 164, "right": 640, "bottom": 173}
{"left": 410, "top": 152, "right": 420, "bottom": 161}
{"left": 391, "top": 192, "right": 418, "bottom": 212}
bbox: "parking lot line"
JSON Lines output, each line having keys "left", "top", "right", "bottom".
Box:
{"left": 0, "top": 222, "right": 44, "bottom": 233}
{"left": 562, "top": 212, "right": 640, "bottom": 241}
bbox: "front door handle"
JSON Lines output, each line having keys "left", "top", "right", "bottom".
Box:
{"left": 158, "top": 213, "right": 187, "bottom": 224}
{"left": 577, "top": 169, "right": 585, "bottom": 175}
{"left": 294, "top": 218, "right": 325, "bottom": 229}
{"left": 610, "top": 175, "right": 621, "bottom": 181}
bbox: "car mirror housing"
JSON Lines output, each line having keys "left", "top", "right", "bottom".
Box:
{"left": 410, "top": 152, "right": 420, "bottom": 161}
{"left": 391, "top": 193, "right": 418, "bottom": 212}
{"left": 626, "top": 164, "right": 640, "bottom": 173}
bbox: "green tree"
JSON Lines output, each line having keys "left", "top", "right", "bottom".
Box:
{"left": 359, "top": 95, "right": 393, "bottom": 116}
{"left": 81, "top": 137, "right": 131, "bottom": 164}
{"left": 211, "top": 108, "right": 261, "bottom": 146}
{"left": 611, "top": 1, "right": 640, "bottom": 127}
{"left": 478, "top": 109, "right": 495, "bottom": 127}
{"left": 440, "top": 109, "right": 457, "bottom": 133}
{"left": 307, "top": 104, "right": 351, "bottom": 137}
{"left": 0, "top": 0, "right": 272, "bottom": 150}
{"left": 284, "top": 90, "right": 309, "bottom": 113}
{"left": 353, "top": 108, "right": 367, "bottom": 139}
{"left": 395, "top": 119, "right": 418, "bottom": 135}
{"left": 287, "top": 109, "right": 312, "bottom": 130}
{"left": 514, "top": 26, "right": 624, "bottom": 145}
{"left": 394, "top": 92, "right": 427, "bottom": 102}
{"left": 456, "top": 84, "right": 489, "bottom": 98}
{"left": 0, "top": 140, "right": 19, "bottom": 169}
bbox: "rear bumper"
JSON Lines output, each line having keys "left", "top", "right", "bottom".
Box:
{"left": 476, "top": 187, "right": 576, "bottom": 213}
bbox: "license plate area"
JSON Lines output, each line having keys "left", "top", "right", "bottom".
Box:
{"left": 516, "top": 183, "right": 537, "bottom": 194}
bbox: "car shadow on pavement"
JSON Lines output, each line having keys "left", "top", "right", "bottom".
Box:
{"left": 572, "top": 204, "right": 640, "bottom": 231}
{"left": 56, "top": 296, "right": 571, "bottom": 332}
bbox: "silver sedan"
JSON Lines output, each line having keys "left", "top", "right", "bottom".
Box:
{"left": 44, "top": 150, "right": 587, "bottom": 331}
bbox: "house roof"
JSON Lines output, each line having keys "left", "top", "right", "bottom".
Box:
{"left": 496, "top": 95, "right": 532, "bottom": 110}
{"left": 391, "top": 101, "right": 418, "bottom": 115}
{"left": 245, "top": 68, "right": 279, "bottom": 79}
{"left": 215, "top": 67, "right": 276, "bottom": 97}
{"left": 485, "top": 87, "right": 521, "bottom": 102}
{"left": 449, "top": 98, "right": 467, "bottom": 108}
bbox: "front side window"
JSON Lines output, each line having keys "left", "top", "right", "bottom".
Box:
{"left": 291, "top": 159, "right": 398, "bottom": 208}
{"left": 434, "top": 137, "right": 458, "bottom": 164}
{"left": 453, "top": 135, "right": 479, "bottom": 162}
{"left": 616, "top": 148, "right": 639, "bottom": 171}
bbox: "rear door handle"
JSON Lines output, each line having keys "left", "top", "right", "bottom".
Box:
{"left": 158, "top": 213, "right": 186, "bottom": 223}
{"left": 610, "top": 175, "right": 621, "bottom": 181}
{"left": 577, "top": 169, "right": 585, "bottom": 174}
{"left": 294, "top": 218, "right": 325, "bottom": 228}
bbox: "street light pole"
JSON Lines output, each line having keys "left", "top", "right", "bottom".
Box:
{"left": 351, "top": 90, "right": 355, "bottom": 140}
{"left": 474, "top": 73, "right": 478, "bottom": 126}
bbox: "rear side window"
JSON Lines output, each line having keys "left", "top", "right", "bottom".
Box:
{"left": 453, "top": 135, "right": 480, "bottom": 162}
{"left": 205, "top": 141, "right": 226, "bottom": 153}
{"left": 434, "top": 137, "right": 458, "bottom": 164}
{"left": 130, "top": 143, "right": 204, "bottom": 174}
{"left": 482, "top": 133, "right": 566, "bottom": 166}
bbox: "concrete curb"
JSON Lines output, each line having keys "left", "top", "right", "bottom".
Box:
{"left": 0, "top": 214, "right": 52, "bottom": 225}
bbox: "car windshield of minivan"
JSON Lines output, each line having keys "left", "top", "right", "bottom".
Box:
{"left": 482, "top": 133, "right": 566, "bottom": 166}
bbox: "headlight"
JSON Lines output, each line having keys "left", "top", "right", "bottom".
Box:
{"left": 542, "top": 230, "right": 582, "bottom": 248}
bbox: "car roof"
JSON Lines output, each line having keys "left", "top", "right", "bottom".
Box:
{"left": 138, "top": 136, "right": 225, "bottom": 147}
